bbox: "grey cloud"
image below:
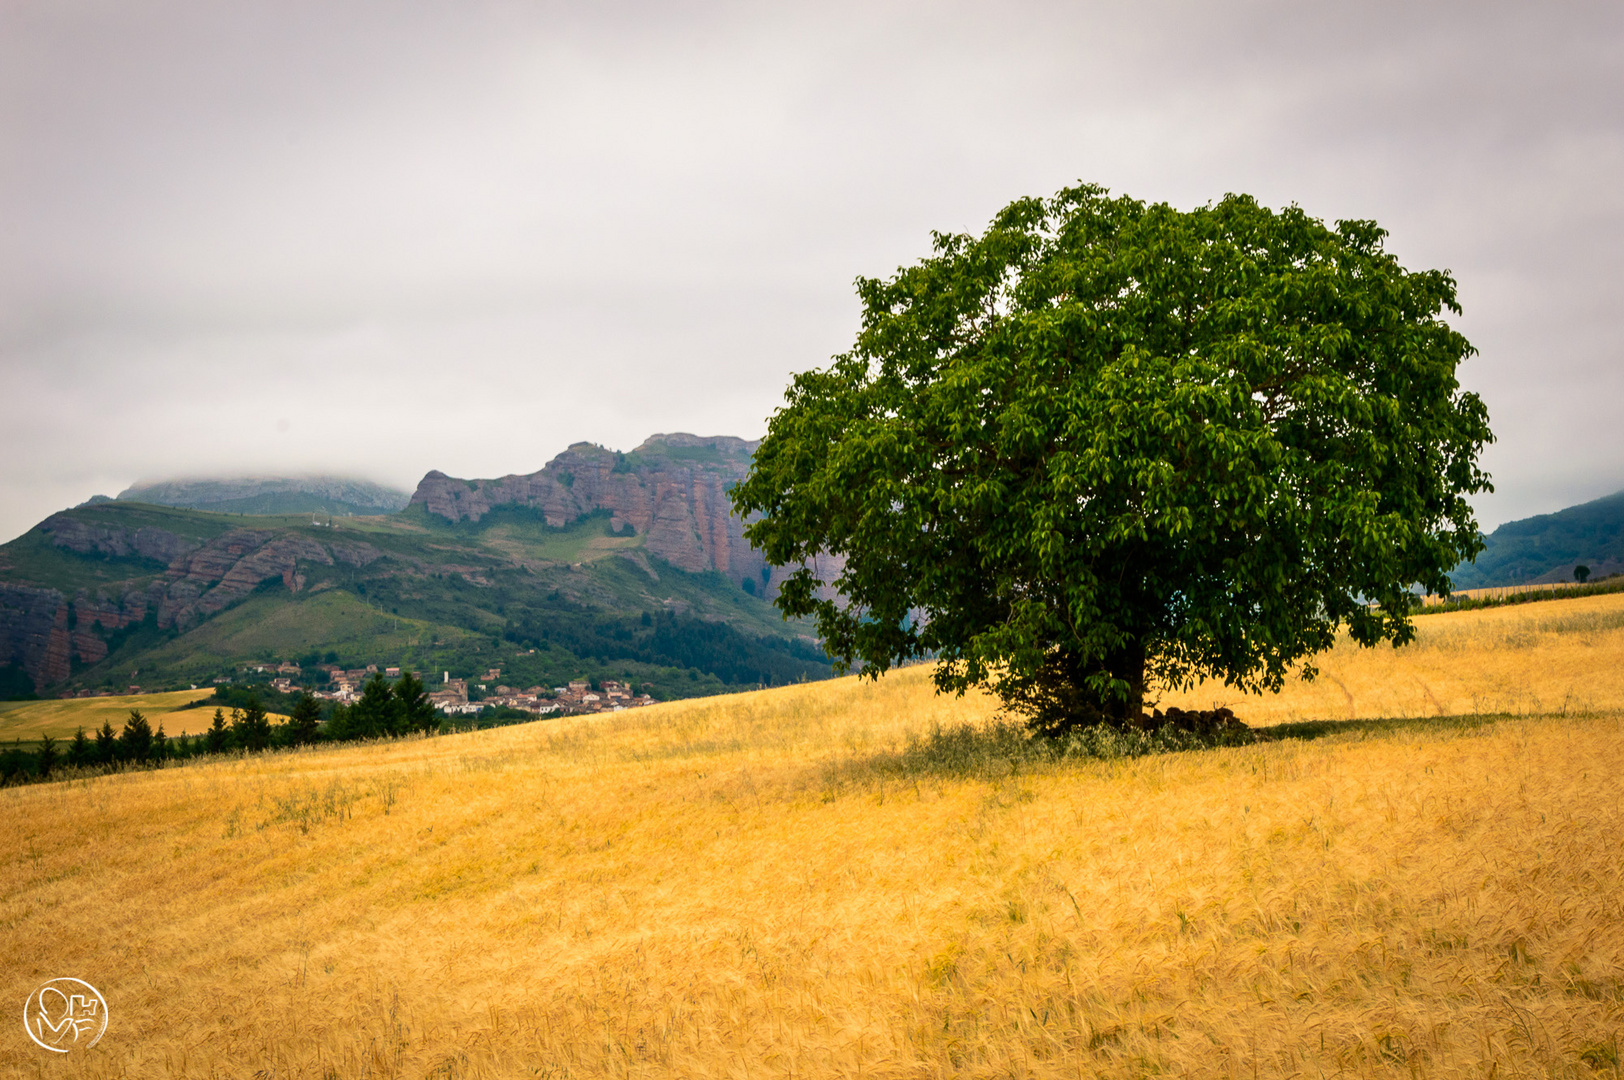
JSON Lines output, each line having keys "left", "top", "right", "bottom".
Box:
{"left": 3, "top": 0, "right": 1621, "bottom": 541}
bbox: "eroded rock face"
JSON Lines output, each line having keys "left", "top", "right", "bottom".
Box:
{"left": 69, "top": 588, "right": 154, "bottom": 666}
{"left": 408, "top": 434, "right": 772, "bottom": 577}
{"left": 407, "top": 433, "right": 850, "bottom": 600}
{"left": 330, "top": 540, "right": 382, "bottom": 567}
{"left": 158, "top": 531, "right": 336, "bottom": 630}
{"left": 1, "top": 522, "right": 384, "bottom": 686}
{"left": 0, "top": 584, "right": 72, "bottom": 689}
{"left": 40, "top": 514, "right": 200, "bottom": 564}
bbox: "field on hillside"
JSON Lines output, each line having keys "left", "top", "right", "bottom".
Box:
{"left": 0, "top": 689, "right": 230, "bottom": 742}
{"left": 1161, "top": 590, "right": 1624, "bottom": 722}
{"left": 3, "top": 595, "right": 1622, "bottom": 1078}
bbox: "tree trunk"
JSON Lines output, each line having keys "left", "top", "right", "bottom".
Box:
{"left": 1002, "top": 637, "right": 1148, "bottom": 737}
{"left": 1102, "top": 638, "right": 1147, "bottom": 726}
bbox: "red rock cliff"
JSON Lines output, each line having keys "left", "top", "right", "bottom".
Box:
{"left": 409, "top": 434, "right": 771, "bottom": 578}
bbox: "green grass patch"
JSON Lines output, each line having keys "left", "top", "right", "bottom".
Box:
{"left": 616, "top": 442, "right": 746, "bottom": 471}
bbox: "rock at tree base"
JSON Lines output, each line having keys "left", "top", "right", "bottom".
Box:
{"left": 1135, "top": 706, "right": 1251, "bottom": 738}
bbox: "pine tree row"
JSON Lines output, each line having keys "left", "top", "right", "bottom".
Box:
{"left": 1, "top": 672, "right": 442, "bottom": 785}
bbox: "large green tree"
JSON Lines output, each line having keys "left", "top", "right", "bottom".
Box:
{"left": 731, "top": 185, "right": 1493, "bottom": 734}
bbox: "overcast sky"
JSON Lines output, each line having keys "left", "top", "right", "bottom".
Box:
{"left": 2, "top": 0, "right": 1620, "bottom": 543}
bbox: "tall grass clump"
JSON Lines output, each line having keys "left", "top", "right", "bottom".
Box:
{"left": 847, "top": 717, "right": 1255, "bottom": 783}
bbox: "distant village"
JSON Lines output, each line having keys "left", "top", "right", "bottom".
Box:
{"left": 250, "top": 661, "right": 656, "bottom": 716}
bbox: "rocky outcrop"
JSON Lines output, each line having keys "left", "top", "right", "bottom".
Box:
{"left": 68, "top": 585, "right": 158, "bottom": 666}
{"left": 39, "top": 514, "right": 200, "bottom": 564}
{"left": 410, "top": 434, "right": 771, "bottom": 578}
{"left": 330, "top": 540, "right": 383, "bottom": 567}
{"left": 2, "top": 517, "right": 390, "bottom": 686}
{"left": 407, "top": 433, "right": 853, "bottom": 599}
{"left": 0, "top": 584, "right": 73, "bottom": 688}
{"left": 157, "top": 530, "right": 336, "bottom": 629}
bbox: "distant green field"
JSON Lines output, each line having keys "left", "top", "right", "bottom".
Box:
{"left": 0, "top": 690, "right": 288, "bottom": 742}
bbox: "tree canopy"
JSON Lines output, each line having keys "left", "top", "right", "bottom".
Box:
{"left": 730, "top": 184, "right": 1493, "bottom": 733}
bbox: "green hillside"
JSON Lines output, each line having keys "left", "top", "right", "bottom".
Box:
{"left": 1452, "top": 489, "right": 1624, "bottom": 588}
{"left": 0, "top": 498, "right": 831, "bottom": 701}
{"left": 101, "top": 591, "right": 477, "bottom": 680}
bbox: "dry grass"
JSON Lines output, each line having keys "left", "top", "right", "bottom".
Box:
{"left": 2, "top": 595, "right": 1622, "bottom": 1078}
{"left": 0, "top": 689, "right": 232, "bottom": 742}
{"left": 1162, "top": 590, "right": 1624, "bottom": 723}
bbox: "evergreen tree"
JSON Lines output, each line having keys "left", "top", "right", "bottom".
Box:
{"left": 324, "top": 703, "right": 356, "bottom": 742}
{"left": 394, "top": 672, "right": 438, "bottom": 735}
{"left": 232, "top": 697, "right": 273, "bottom": 752}
{"left": 152, "top": 722, "right": 169, "bottom": 760}
{"left": 206, "top": 708, "right": 230, "bottom": 754}
{"left": 36, "top": 735, "right": 59, "bottom": 779}
{"left": 67, "top": 727, "right": 90, "bottom": 768}
{"left": 288, "top": 692, "right": 322, "bottom": 745}
{"left": 120, "top": 709, "right": 154, "bottom": 762}
{"left": 0, "top": 741, "right": 27, "bottom": 784}
{"left": 350, "top": 674, "right": 399, "bottom": 739}
{"left": 95, "top": 720, "right": 118, "bottom": 764}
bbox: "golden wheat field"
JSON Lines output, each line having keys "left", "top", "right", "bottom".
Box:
{"left": 1161, "top": 591, "right": 1624, "bottom": 722}
{"left": 2, "top": 595, "right": 1622, "bottom": 1079}
{"left": 0, "top": 689, "right": 285, "bottom": 743}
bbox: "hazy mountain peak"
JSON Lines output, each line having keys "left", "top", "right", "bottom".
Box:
{"left": 117, "top": 476, "right": 411, "bottom": 516}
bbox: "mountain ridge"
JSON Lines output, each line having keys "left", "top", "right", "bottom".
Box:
{"left": 408, "top": 433, "right": 763, "bottom": 575}
{"left": 24, "top": 431, "right": 1609, "bottom": 698}
{"left": 1452, "top": 488, "right": 1624, "bottom": 589}
{"left": 0, "top": 434, "right": 834, "bottom": 700}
